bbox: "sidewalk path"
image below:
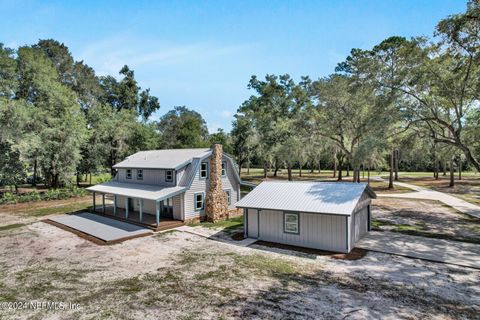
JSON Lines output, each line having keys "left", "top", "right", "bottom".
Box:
{"left": 357, "top": 231, "right": 480, "bottom": 269}
{"left": 374, "top": 178, "right": 480, "bottom": 219}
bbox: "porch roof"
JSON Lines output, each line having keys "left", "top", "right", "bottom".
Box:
{"left": 86, "top": 181, "right": 187, "bottom": 201}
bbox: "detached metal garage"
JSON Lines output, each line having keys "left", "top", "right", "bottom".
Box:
{"left": 236, "top": 181, "right": 376, "bottom": 253}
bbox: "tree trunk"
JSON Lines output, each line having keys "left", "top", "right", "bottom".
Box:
{"left": 247, "top": 158, "right": 250, "bottom": 175}
{"left": 394, "top": 149, "right": 399, "bottom": 181}
{"left": 346, "top": 163, "right": 350, "bottom": 177}
{"left": 434, "top": 155, "right": 439, "bottom": 180}
{"left": 352, "top": 168, "right": 357, "bottom": 183}
{"left": 287, "top": 164, "right": 292, "bottom": 181}
{"left": 299, "top": 162, "right": 302, "bottom": 177}
{"left": 333, "top": 156, "right": 337, "bottom": 178}
{"left": 388, "top": 150, "right": 394, "bottom": 189}
{"left": 310, "top": 159, "right": 314, "bottom": 173}
{"left": 443, "top": 159, "right": 447, "bottom": 176}
{"left": 458, "top": 154, "right": 462, "bottom": 181}
{"left": 337, "top": 165, "right": 342, "bottom": 181}
{"left": 318, "top": 159, "right": 321, "bottom": 173}
{"left": 273, "top": 159, "right": 279, "bottom": 177}
{"left": 367, "top": 164, "right": 371, "bottom": 185}
{"left": 362, "top": 164, "right": 365, "bottom": 179}
{"left": 263, "top": 162, "right": 267, "bottom": 178}
{"left": 32, "top": 159, "right": 37, "bottom": 187}
{"left": 449, "top": 156, "right": 455, "bottom": 187}
{"left": 89, "top": 173, "right": 92, "bottom": 185}
{"left": 76, "top": 171, "right": 80, "bottom": 187}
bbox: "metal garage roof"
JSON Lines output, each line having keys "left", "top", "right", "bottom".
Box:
{"left": 235, "top": 181, "right": 376, "bottom": 215}
{"left": 86, "top": 181, "right": 186, "bottom": 201}
{"left": 113, "top": 148, "right": 211, "bottom": 170}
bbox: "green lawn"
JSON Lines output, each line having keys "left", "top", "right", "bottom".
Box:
{"left": 190, "top": 216, "right": 243, "bottom": 232}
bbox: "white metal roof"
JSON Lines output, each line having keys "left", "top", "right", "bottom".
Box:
{"left": 86, "top": 181, "right": 187, "bottom": 201}
{"left": 112, "top": 148, "right": 211, "bottom": 170}
{"left": 235, "top": 181, "right": 376, "bottom": 215}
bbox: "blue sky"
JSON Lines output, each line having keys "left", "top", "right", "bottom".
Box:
{"left": 0, "top": 0, "right": 466, "bottom": 132}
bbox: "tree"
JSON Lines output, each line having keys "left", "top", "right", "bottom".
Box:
{"left": 16, "top": 46, "right": 87, "bottom": 187}
{"left": 312, "top": 74, "right": 395, "bottom": 183}
{"left": 100, "top": 66, "right": 160, "bottom": 120}
{"left": 0, "top": 141, "right": 26, "bottom": 192}
{"left": 157, "top": 106, "right": 209, "bottom": 148}
{"left": 208, "top": 129, "right": 233, "bottom": 154}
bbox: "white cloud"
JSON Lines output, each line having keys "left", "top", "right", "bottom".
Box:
{"left": 221, "top": 110, "right": 232, "bottom": 118}
{"left": 208, "top": 122, "right": 222, "bottom": 134}
{"left": 76, "top": 35, "right": 253, "bottom": 77}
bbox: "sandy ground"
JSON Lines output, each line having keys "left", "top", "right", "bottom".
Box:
{"left": 0, "top": 221, "right": 479, "bottom": 320}
{"left": 372, "top": 198, "right": 480, "bottom": 241}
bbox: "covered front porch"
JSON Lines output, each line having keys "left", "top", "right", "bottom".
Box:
{"left": 87, "top": 181, "right": 187, "bottom": 231}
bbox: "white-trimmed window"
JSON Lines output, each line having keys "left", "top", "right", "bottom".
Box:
{"left": 137, "top": 169, "right": 143, "bottom": 180}
{"left": 225, "top": 189, "right": 231, "bottom": 205}
{"left": 200, "top": 162, "right": 208, "bottom": 179}
{"left": 126, "top": 169, "right": 132, "bottom": 179}
{"left": 165, "top": 170, "right": 173, "bottom": 182}
{"left": 194, "top": 193, "right": 204, "bottom": 211}
{"left": 284, "top": 212, "right": 299, "bottom": 234}
{"left": 221, "top": 161, "right": 227, "bottom": 177}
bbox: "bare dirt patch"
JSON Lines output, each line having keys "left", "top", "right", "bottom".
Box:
{"left": 372, "top": 198, "right": 480, "bottom": 243}
{"left": 0, "top": 222, "right": 479, "bottom": 319}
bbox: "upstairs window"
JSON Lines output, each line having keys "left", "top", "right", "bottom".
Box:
{"left": 200, "top": 162, "right": 208, "bottom": 179}
{"left": 194, "top": 193, "right": 204, "bottom": 211}
{"left": 126, "top": 169, "right": 132, "bottom": 179}
{"left": 165, "top": 170, "right": 173, "bottom": 182}
{"left": 225, "top": 189, "right": 231, "bottom": 205}
{"left": 284, "top": 212, "right": 299, "bottom": 234}
{"left": 137, "top": 169, "right": 143, "bottom": 180}
{"left": 221, "top": 161, "right": 227, "bottom": 177}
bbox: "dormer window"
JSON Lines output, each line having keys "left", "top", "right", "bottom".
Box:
{"left": 137, "top": 169, "right": 143, "bottom": 180}
{"left": 126, "top": 169, "right": 132, "bottom": 179}
{"left": 200, "top": 162, "right": 208, "bottom": 179}
{"left": 221, "top": 161, "right": 227, "bottom": 177}
{"left": 165, "top": 170, "right": 173, "bottom": 182}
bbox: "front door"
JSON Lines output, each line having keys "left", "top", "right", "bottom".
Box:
{"left": 161, "top": 198, "right": 173, "bottom": 218}
{"left": 128, "top": 198, "right": 134, "bottom": 212}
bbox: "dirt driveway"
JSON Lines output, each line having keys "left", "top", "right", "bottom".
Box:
{"left": 372, "top": 198, "right": 480, "bottom": 243}
{"left": 0, "top": 222, "right": 479, "bottom": 320}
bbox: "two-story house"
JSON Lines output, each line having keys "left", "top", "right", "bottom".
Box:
{"left": 87, "top": 144, "right": 241, "bottom": 229}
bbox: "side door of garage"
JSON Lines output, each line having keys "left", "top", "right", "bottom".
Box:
{"left": 247, "top": 209, "right": 259, "bottom": 238}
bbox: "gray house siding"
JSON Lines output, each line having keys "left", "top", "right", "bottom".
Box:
{"left": 247, "top": 209, "right": 259, "bottom": 238}
{"left": 348, "top": 191, "right": 371, "bottom": 250}
{"left": 115, "top": 194, "right": 182, "bottom": 219}
{"left": 117, "top": 168, "right": 176, "bottom": 187}
{"left": 254, "top": 210, "right": 349, "bottom": 253}
{"left": 183, "top": 155, "right": 240, "bottom": 220}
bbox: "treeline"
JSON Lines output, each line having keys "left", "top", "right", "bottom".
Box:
{"left": 0, "top": 40, "right": 229, "bottom": 190}
{"left": 231, "top": 1, "right": 480, "bottom": 187}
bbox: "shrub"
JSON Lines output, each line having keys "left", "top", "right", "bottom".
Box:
{"left": 18, "top": 191, "right": 42, "bottom": 203}
{"left": 0, "top": 192, "right": 17, "bottom": 204}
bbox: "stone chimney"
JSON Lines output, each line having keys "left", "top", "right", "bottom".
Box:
{"left": 205, "top": 144, "right": 229, "bottom": 222}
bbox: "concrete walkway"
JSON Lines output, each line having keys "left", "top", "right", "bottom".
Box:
{"left": 357, "top": 231, "right": 480, "bottom": 269}
{"left": 375, "top": 178, "right": 480, "bottom": 219}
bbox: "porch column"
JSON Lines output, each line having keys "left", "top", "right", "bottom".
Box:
{"left": 139, "top": 199, "right": 143, "bottom": 222}
{"left": 156, "top": 200, "right": 160, "bottom": 226}
{"left": 92, "top": 192, "right": 96, "bottom": 213}
{"left": 102, "top": 194, "right": 105, "bottom": 213}
{"left": 113, "top": 195, "right": 117, "bottom": 216}
{"left": 125, "top": 197, "right": 129, "bottom": 219}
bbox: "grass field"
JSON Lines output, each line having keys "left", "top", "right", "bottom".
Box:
{"left": 240, "top": 168, "right": 412, "bottom": 193}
